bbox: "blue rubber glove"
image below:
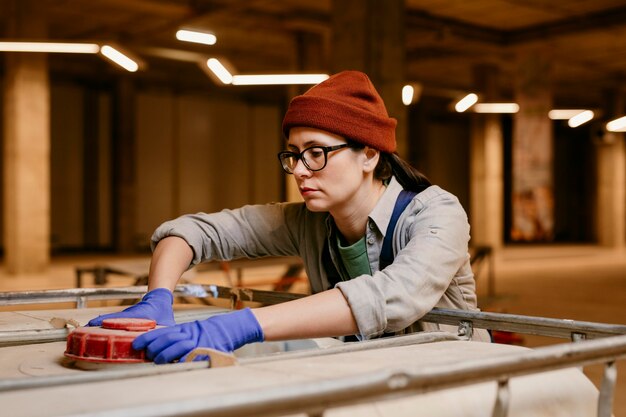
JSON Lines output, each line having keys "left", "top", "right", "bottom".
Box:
{"left": 132, "top": 308, "right": 264, "bottom": 364}
{"left": 87, "top": 288, "right": 176, "bottom": 327}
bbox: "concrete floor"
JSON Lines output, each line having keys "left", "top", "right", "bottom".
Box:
{"left": 479, "top": 245, "right": 626, "bottom": 416}
{"left": 0, "top": 245, "right": 625, "bottom": 415}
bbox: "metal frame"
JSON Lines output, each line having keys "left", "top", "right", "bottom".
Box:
{"left": 422, "top": 308, "right": 626, "bottom": 340}
{"left": 470, "top": 245, "right": 495, "bottom": 297}
{"left": 1, "top": 333, "right": 624, "bottom": 417}
{"left": 0, "top": 284, "right": 304, "bottom": 308}
{"left": 0, "top": 285, "right": 304, "bottom": 346}
{"left": 1, "top": 285, "right": 625, "bottom": 416}
{"left": 2, "top": 285, "right": 625, "bottom": 341}
{"left": 73, "top": 256, "right": 304, "bottom": 289}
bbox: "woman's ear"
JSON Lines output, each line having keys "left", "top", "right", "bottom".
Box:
{"left": 362, "top": 146, "right": 380, "bottom": 173}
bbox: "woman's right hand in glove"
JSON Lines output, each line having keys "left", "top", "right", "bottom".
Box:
{"left": 87, "top": 288, "right": 176, "bottom": 327}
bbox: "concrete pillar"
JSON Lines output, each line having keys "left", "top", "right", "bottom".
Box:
{"left": 331, "top": 0, "right": 408, "bottom": 157}
{"left": 596, "top": 90, "right": 626, "bottom": 248}
{"left": 470, "top": 65, "right": 503, "bottom": 250}
{"left": 511, "top": 48, "right": 554, "bottom": 242}
{"left": 2, "top": 1, "right": 50, "bottom": 273}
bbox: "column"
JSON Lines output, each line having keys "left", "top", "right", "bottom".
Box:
{"left": 331, "top": 0, "right": 408, "bottom": 157}
{"left": 470, "top": 65, "right": 504, "bottom": 250}
{"left": 511, "top": 48, "right": 554, "bottom": 242}
{"left": 2, "top": 0, "right": 50, "bottom": 273}
{"left": 596, "top": 90, "right": 626, "bottom": 248}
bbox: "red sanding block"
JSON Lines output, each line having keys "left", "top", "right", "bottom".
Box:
{"left": 64, "top": 318, "right": 157, "bottom": 365}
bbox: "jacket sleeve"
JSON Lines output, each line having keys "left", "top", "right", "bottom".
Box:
{"left": 336, "top": 190, "right": 472, "bottom": 339}
{"left": 151, "top": 203, "right": 304, "bottom": 266}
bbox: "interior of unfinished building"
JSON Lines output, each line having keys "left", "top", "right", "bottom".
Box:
{"left": 0, "top": 1, "right": 625, "bottom": 416}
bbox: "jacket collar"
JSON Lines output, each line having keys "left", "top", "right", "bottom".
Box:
{"left": 368, "top": 176, "right": 402, "bottom": 237}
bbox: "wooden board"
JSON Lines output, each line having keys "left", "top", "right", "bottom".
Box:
{"left": 0, "top": 305, "right": 228, "bottom": 332}
{"left": 0, "top": 305, "right": 230, "bottom": 347}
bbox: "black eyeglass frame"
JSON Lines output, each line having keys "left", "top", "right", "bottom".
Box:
{"left": 277, "top": 144, "right": 351, "bottom": 174}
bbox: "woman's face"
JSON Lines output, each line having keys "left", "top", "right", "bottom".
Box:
{"left": 287, "top": 127, "right": 371, "bottom": 213}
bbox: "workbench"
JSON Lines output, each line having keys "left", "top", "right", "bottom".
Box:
{"left": 0, "top": 287, "right": 623, "bottom": 416}
{"left": 0, "top": 329, "right": 602, "bottom": 417}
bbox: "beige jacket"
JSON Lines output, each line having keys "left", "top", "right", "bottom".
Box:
{"left": 152, "top": 177, "right": 490, "bottom": 342}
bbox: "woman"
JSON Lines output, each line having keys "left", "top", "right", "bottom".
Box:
{"left": 89, "top": 71, "right": 489, "bottom": 364}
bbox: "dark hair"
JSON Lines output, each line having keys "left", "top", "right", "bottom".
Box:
{"left": 348, "top": 141, "right": 431, "bottom": 192}
{"left": 375, "top": 153, "right": 431, "bottom": 192}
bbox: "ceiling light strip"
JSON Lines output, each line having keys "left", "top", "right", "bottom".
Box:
{"left": 206, "top": 58, "right": 233, "bottom": 84}
{"left": 455, "top": 93, "right": 478, "bottom": 112}
{"left": 549, "top": 109, "right": 587, "bottom": 120}
{"left": 606, "top": 116, "right": 626, "bottom": 132}
{"left": 100, "top": 45, "right": 139, "bottom": 72}
{"left": 176, "top": 30, "right": 217, "bottom": 46}
{"left": 568, "top": 110, "right": 594, "bottom": 128}
{"left": 0, "top": 41, "right": 100, "bottom": 54}
{"left": 231, "top": 74, "right": 329, "bottom": 86}
{"left": 474, "top": 103, "right": 520, "bottom": 114}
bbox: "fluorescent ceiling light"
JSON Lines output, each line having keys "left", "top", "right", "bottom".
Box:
{"left": 100, "top": 45, "right": 139, "bottom": 72}
{"left": 455, "top": 93, "right": 478, "bottom": 112}
{"left": 606, "top": 115, "right": 626, "bottom": 132}
{"left": 402, "top": 85, "right": 414, "bottom": 106}
{"left": 0, "top": 41, "right": 99, "bottom": 53}
{"left": 549, "top": 109, "right": 587, "bottom": 120}
{"left": 176, "top": 29, "right": 217, "bottom": 46}
{"left": 206, "top": 58, "right": 233, "bottom": 84}
{"left": 474, "top": 103, "right": 519, "bottom": 114}
{"left": 231, "top": 74, "right": 329, "bottom": 85}
{"left": 567, "top": 110, "right": 594, "bottom": 128}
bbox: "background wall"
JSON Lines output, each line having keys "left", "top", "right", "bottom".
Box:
{"left": 48, "top": 81, "right": 282, "bottom": 252}
{"left": 409, "top": 96, "right": 472, "bottom": 218}
{"left": 41, "top": 78, "right": 601, "bottom": 252}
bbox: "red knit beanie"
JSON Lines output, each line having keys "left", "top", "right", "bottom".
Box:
{"left": 282, "top": 71, "right": 397, "bottom": 153}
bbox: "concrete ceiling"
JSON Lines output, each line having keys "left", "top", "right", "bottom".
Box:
{"left": 3, "top": 0, "right": 626, "bottom": 108}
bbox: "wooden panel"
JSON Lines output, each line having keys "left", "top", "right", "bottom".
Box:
{"left": 249, "top": 104, "right": 282, "bottom": 205}
{"left": 176, "top": 93, "right": 218, "bottom": 214}
{"left": 208, "top": 98, "right": 251, "bottom": 211}
{"left": 50, "top": 84, "right": 84, "bottom": 248}
{"left": 135, "top": 91, "right": 176, "bottom": 245}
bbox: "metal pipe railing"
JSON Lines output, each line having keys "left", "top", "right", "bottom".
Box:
{"left": 422, "top": 308, "right": 626, "bottom": 340}
{"left": 0, "top": 284, "right": 304, "bottom": 307}
{"left": 0, "top": 286, "right": 151, "bottom": 306}
{"left": 2, "top": 286, "right": 625, "bottom": 345}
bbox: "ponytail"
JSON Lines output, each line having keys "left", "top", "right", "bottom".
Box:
{"left": 374, "top": 153, "right": 431, "bottom": 192}
{"left": 348, "top": 140, "right": 431, "bottom": 192}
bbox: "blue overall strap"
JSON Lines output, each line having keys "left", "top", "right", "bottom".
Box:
{"left": 322, "top": 240, "right": 342, "bottom": 289}
{"left": 379, "top": 190, "right": 417, "bottom": 271}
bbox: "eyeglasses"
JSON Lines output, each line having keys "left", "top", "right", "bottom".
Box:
{"left": 277, "top": 144, "right": 350, "bottom": 174}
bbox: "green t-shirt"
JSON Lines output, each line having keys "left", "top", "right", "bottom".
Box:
{"left": 336, "top": 235, "right": 372, "bottom": 279}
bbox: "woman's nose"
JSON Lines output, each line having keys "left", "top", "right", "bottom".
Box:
{"left": 292, "top": 158, "right": 311, "bottom": 178}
